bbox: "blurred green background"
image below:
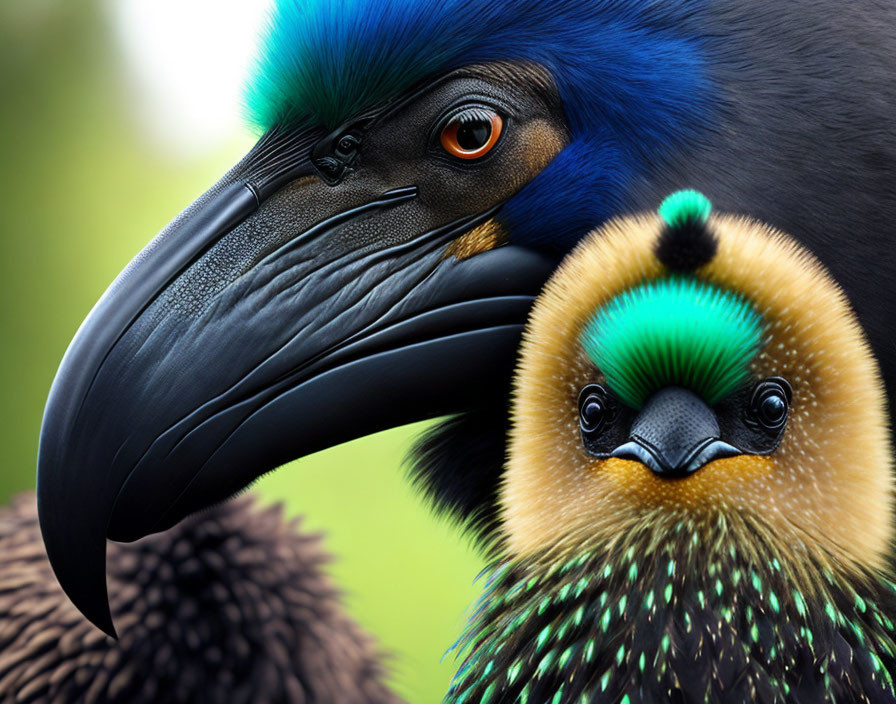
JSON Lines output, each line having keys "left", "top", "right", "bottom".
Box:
{"left": 0, "top": 1, "right": 484, "bottom": 701}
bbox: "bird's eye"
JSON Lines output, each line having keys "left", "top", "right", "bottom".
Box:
{"left": 578, "top": 384, "right": 611, "bottom": 434}
{"left": 749, "top": 377, "right": 792, "bottom": 430}
{"left": 440, "top": 106, "right": 503, "bottom": 159}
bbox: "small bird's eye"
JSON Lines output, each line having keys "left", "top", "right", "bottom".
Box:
{"left": 749, "top": 377, "right": 792, "bottom": 430}
{"left": 578, "top": 384, "right": 611, "bottom": 434}
{"left": 440, "top": 107, "right": 503, "bottom": 160}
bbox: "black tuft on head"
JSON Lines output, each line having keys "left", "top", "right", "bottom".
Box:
{"left": 655, "top": 190, "right": 718, "bottom": 272}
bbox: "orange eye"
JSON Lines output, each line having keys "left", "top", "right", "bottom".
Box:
{"left": 440, "top": 107, "right": 503, "bottom": 159}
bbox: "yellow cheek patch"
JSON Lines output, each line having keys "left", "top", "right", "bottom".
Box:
{"left": 443, "top": 218, "right": 508, "bottom": 260}
{"left": 599, "top": 455, "right": 774, "bottom": 510}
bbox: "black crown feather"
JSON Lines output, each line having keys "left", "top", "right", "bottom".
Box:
{"left": 655, "top": 190, "right": 718, "bottom": 271}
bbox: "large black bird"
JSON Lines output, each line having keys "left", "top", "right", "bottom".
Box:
{"left": 35, "top": 0, "right": 896, "bottom": 642}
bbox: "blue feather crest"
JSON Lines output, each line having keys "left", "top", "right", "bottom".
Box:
{"left": 246, "top": 0, "right": 716, "bottom": 249}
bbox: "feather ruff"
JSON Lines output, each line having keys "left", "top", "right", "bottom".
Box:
{"left": 580, "top": 277, "right": 763, "bottom": 408}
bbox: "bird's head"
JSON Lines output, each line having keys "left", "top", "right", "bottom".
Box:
{"left": 503, "top": 192, "right": 894, "bottom": 572}
{"left": 38, "top": 0, "right": 713, "bottom": 634}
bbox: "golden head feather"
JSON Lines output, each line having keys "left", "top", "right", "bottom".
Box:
{"left": 501, "top": 200, "right": 893, "bottom": 573}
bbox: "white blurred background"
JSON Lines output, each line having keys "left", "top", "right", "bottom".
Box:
{"left": 110, "top": 0, "right": 271, "bottom": 157}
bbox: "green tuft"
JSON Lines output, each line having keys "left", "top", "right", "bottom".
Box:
{"left": 581, "top": 277, "right": 763, "bottom": 408}
{"left": 658, "top": 190, "right": 712, "bottom": 229}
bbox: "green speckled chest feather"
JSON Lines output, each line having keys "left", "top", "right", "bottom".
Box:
{"left": 445, "top": 511, "right": 896, "bottom": 704}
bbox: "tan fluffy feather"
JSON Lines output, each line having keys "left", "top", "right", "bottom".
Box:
{"left": 502, "top": 212, "right": 893, "bottom": 573}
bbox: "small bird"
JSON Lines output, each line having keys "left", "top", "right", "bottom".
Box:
{"left": 446, "top": 192, "right": 896, "bottom": 703}
{"left": 0, "top": 494, "right": 398, "bottom": 704}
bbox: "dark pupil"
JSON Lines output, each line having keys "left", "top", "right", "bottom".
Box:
{"left": 760, "top": 394, "right": 786, "bottom": 423}
{"left": 581, "top": 398, "right": 604, "bottom": 431}
{"left": 456, "top": 118, "right": 491, "bottom": 150}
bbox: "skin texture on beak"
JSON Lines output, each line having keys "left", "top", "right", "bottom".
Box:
{"left": 611, "top": 387, "right": 740, "bottom": 477}
{"left": 36, "top": 132, "right": 556, "bottom": 635}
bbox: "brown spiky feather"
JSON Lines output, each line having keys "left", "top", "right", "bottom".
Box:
{"left": 0, "top": 492, "right": 401, "bottom": 704}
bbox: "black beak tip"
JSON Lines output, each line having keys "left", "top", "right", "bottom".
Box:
{"left": 612, "top": 438, "right": 741, "bottom": 478}
{"left": 35, "top": 509, "right": 118, "bottom": 638}
{"left": 85, "top": 595, "right": 118, "bottom": 640}
{"left": 611, "top": 440, "right": 685, "bottom": 477}
{"left": 37, "top": 513, "right": 118, "bottom": 638}
{"left": 37, "top": 439, "right": 118, "bottom": 638}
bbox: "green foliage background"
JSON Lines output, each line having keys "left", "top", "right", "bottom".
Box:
{"left": 0, "top": 3, "right": 484, "bottom": 701}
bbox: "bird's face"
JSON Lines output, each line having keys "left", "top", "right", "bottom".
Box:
{"left": 37, "top": 60, "right": 570, "bottom": 634}
{"left": 38, "top": 0, "right": 718, "bottom": 634}
{"left": 503, "top": 206, "right": 894, "bottom": 571}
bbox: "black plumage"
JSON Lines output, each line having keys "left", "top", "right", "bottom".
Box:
{"left": 408, "top": 398, "right": 509, "bottom": 550}
{"left": 0, "top": 493, "right": 400, "bottom": 704}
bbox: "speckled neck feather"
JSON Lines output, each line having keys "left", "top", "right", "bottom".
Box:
{"left": 581, "top": 277, "right": 764, "bottom": 408}
{"left": 445, "top": 510, "right": 896, "bottom": 704}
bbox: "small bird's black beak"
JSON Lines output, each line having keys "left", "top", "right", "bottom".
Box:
{"left": 36, "top": 127, "right": 556, "bottom": 636}
{"left": 611, "top": 387, "right": 740, "bottom": 478}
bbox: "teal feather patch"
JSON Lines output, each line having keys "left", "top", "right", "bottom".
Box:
{"left": 658, "top": 190, "right": 712, "bottom": 229}
{"left": 581, "top": 277, "right": 763, "bottom": 408}
{"left": 245, "top": 0, "right": 452, "bottom": 130}
{"left": 242, "top": 0, "right": 711, "bottom": 142}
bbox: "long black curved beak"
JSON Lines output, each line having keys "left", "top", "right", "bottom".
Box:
{"left": 36, "top": 128, "right": 556, "bottom": 636}
{"left": 612, "top": 387, "right": 740, "bottom": 477}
